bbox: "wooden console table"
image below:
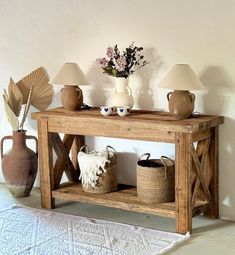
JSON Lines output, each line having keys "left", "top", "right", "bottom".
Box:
{"left": 32, "top": 108, "right": 224, "bottom": 234}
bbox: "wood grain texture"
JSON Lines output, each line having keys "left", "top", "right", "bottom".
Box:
{"left": 53, "top": 134, "right": 75, "bottom": 189}
{"left": 31, "top": 108, "right": 224, "bottom": 137}
{"left": 52, "top": 183, "right": 208, "bottom": 219}
{"left": 191, "top": 138, "right": 211, "bottom": 205}
{"left": 52, "top": 183, "right": 176, "bottom": 218}
{"left": 71, "top": 135, "right": 84, "bottom": 172}
{"left": 50, "top": 133, "right": 79, "bottom": 184}
{"left": 37, "top": 119, "right": 55, "bottom": 209}
{"left": 204, "top": 126, "right": 219, "bottom": 218}
{"left": 192, "top": 129, "right": 211, "bottom": 142}
{"left": 31, "top": 108, "right": 224, "bottom": 234}
{"left": 191, "top": 142, "right": 212, "bottom": 202}
{"left": 175, "top": 133, "right": 192, "bottom": 234}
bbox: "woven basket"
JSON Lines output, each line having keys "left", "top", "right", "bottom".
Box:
{"left": 137, "top": 154, "right": 175, "bottom": 203}
{"left": 79, "top": 145, "right": 117, "bottom": 194}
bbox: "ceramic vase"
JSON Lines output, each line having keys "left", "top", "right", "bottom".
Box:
{"left": 61, "top": 85, "right": 83, "bottom": 110}
{"left": 110, "top": 77, "right": 134, "bottom": 108}
{"left": 167, "top": 90, "right": 195, "bottom": 119}
{"left": 0, "top": 130, "right": 38, "bottom": 197}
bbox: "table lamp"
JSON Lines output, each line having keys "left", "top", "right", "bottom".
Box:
{"left": 51, "top": 63, "right": 89, "bottom": 111}
{"left": 159, "top": 64, "right": 205, "bottom": 119}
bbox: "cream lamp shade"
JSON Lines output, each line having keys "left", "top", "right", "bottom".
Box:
{"left": 51, "top": 63, "right": 89, "bottom": 111}
{"left": 159, "top": 64, "right": 205, "bottom": 91}
{"left": 159, "top": 64, "right": 205, "bottom": 120}
{"left": 51, "top": 63, "right": 89, "bottom": 85}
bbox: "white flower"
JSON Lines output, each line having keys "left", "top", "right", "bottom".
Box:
{"left": 96, "top": 58, "right": 108, "bottom": 68}
{"left": 115, "top": 56, "right": 126, "bottom": 72}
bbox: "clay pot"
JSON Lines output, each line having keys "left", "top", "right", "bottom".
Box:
{"left": 0, "top": 130, "right": 38, "bottom": 197}
{"left": 167, "top": 90, "right": 195, "bottom": 120}
{"left": 61, "top": 85, "right": 83, "bottom": 111}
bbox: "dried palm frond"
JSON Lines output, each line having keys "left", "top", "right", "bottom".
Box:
{"left": 3, "top": 94, "right": 19, "bottom": 131}
{"left": 20, "top": 84, "right": 34, "bottom": 130}
{"left": 8, "top": 78, "right": 23, "bottom": 116}
{"left": 17, "top": 67, "right": 53, "bottom": 110}
{"left": 3, "top": 89, "right": 10, "bottom": 105}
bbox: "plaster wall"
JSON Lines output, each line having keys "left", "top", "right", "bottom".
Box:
{"left": 0, "top": 0, "right": 234, "bottom": 220}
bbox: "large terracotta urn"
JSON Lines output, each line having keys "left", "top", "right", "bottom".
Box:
{"left": 110, "top": 77, "right": 134, "bottom": 108}
{"left": 0, "top": 130, "right": 38, "bottom": 197}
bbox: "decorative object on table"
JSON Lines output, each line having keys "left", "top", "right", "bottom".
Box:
{"left": 100, "top": 106, "right": 114, "bottom": 116}
{"left": 78, "top": 145, "right": 117, "bottom": 194}
{"left": 117, "top": 106, "right": 131, "bottom": 117}
{"left": 159, "top": 64, "right": 205, "bottom": 120}
{"left": 96, "top": 43, "right": 148, "bottom": 108}
{"left": 0, "top": 205, "right": 190, "bottom": 255}
{"left": 137, "top": 153, "right": 175, "bottom": 203}
{"left": 1, "top": 67, "right": 52, "bottom": 197}
{"left": 1, "top": 130, "right": 38, "bottom": 197}
{"left": 17, "top": 67, "right": 53, "bottom": 111}
{"left": 51, "top": 62, "right": 89, "bottom": 111}
{"left": 111, "top": 77, "right": 134, "bottom": 108}
{"left": 80, "top": 103, "right": 93, "bottom": 110}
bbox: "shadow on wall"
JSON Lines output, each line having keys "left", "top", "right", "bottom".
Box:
{"left": 116, "top": 152, "right": 138, "bottom": 186}
{"left": 85, "top": 64, "right": 112, "bottom": 107}
{"left": 200, "top": 66, "right": 235, "bottom": 219}
{"left": 26, "top": 87, "right": 60, "bottom": 131}
{"left": 219, "top": 117, "right": 235, "bottom": 219}
{"left": 135, "top": 48, "right": 163, "bottom": 110}
{"left": 83, "top": 49, "right": 163, "bottom": 109}
{"left": 200, "top": 66, "right": 234, "bottom": 115}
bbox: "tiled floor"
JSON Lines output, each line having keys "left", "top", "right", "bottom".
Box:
{"left": 1, "top": 183, "right": 235, "bottom": 254}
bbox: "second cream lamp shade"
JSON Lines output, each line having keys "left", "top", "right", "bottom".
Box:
{"left": 159, "top": 64, "right": 205, "bottom": 119}
{"left": 51, "top": 63, "right": 89, "bottom": 111}
{"left": 159, "top": 64, "right": 205, "bottom": 90}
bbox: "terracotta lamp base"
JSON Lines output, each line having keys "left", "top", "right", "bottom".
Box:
{"left": 61, "top": 85, "right": 83, "bottom": 111}
{"left": 167, "top": 90, "right": 195, "bottom": 120}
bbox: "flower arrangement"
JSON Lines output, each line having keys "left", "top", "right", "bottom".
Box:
{"left": 96, "top": 43, "right": 148, "bottom": 78}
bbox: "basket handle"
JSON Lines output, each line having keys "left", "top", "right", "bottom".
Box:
{"left": 106, "top": 145, "right": 117, "bottom": 164}
{"left": 79, "top": 145, "right": 89, "bottom": 153}
{"left": 160, "top": 156, "right": 175, "bottom": 179}
{"left": 138, "top": 153, "right": 151, "bottom": 162}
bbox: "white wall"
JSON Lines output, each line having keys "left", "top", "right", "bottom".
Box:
{"left": 0, "top": 0, "right": 235, "bottom": 220}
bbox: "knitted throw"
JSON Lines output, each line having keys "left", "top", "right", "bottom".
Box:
{"left": 78, "top": 150, "right": 110, "bottom": 188}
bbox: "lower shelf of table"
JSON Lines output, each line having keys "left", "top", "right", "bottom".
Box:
{"left": 52, "top": 182, "right": 208, "bottom": 219}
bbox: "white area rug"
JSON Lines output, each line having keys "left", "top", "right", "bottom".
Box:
{"left": 0, "top": 205, "right": 189, "bottom": 255}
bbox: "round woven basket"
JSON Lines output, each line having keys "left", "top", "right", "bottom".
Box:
{"left": 137, "top": 154, "right": 175, "bottom": 203}
{"left": 80, "top": 146, "right": 117, "bottom": 194}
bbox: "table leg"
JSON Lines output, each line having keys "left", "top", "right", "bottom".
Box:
{"left": 71, "top": 135, "right": 85, "bottom": 173}
{"left": 38, "top": 119, "right": 55, "bottom": 209}
{"left": 204, "top": 126, "right": 219, "bottom": 218}
{"left": 175, "top": 133, "right": 192, "bottom": 234}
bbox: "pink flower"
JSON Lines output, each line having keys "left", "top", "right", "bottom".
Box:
{"left": 106, "top": 47, "right": 116, "bottom": 58}
{"left": 115, "top": 55, "right": 126, "bottom": 72}
{"left": 96, "top": 58, "right": 108, "bottom": 68}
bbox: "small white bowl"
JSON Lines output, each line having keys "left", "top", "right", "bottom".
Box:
{"left": 117, "top": 106, "right": 131, "bottom": 117}
{"left": 100, "top": 106, "right": 114, "bottom": 116}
